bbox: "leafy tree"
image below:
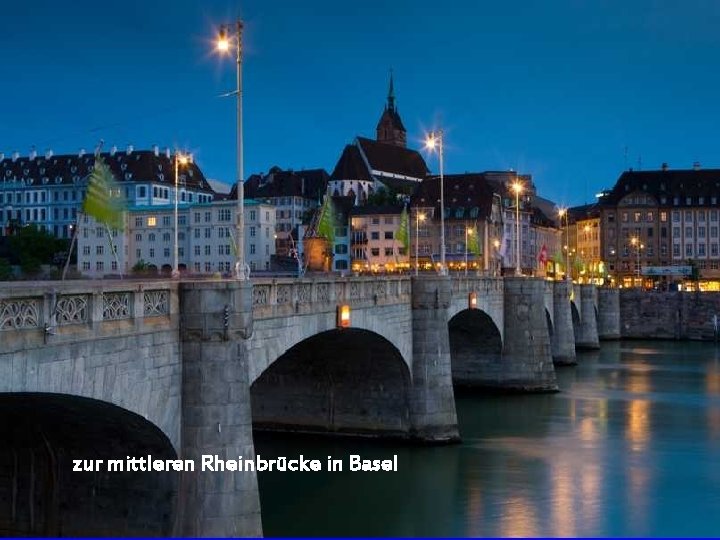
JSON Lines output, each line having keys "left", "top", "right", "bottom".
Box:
{"left": 366, "top": 186, "right": 400, "bottom": 206}
{"left": 8, "top": 225, "right": 65, "bottom": 276}
{"left": 0, "top": 258, "right": 12, "bottom": 281}
{"left": 132, "top": 259, "right": 150, "bottom": 274}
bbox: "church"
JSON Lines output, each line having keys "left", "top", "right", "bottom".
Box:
{"left": 328, "top": 75, "right": 429, "bottom": 205}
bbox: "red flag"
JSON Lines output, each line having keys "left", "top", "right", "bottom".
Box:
{"left": 538, "top": 243, "right": 548, "bottom": 264}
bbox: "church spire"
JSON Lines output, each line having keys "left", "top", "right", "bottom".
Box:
{"left": 387, "top": 69, "right": 396, "bottom": 111}
{"left": 376, "top": 70, "right": 406, "bottom": 148}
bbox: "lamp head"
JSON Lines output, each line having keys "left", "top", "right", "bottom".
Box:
{"left": 216, "top": 26, "right": 230, "bottom": 53}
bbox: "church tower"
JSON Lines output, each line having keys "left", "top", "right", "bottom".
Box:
{"left": 375, "top": 73, "right": 407, "bottom": 148}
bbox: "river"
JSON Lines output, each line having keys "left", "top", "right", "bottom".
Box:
{"left": 254, "top": 341, "right": 720, "bottom": 537}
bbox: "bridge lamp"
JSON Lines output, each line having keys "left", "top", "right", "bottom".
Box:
{"left": 511, "top": 180, "right": 524, "bottom": 276}
{"left": 337, "top": 304, "right": 351, "bottom": 328}
{"left": 425, "top": 129, "right": 446, "bottom": 276}
{"left": 173, "top": 151, "right": 192, "bottom": 279}
{"left": 468, "top": 291, "right": 478, "bottom": 310}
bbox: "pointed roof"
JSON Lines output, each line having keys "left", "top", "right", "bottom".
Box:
{"left": 357, "top": 137, "right": 428, "bottom": 179}
{"left": 330, "top": 144, "right": 373, "bottom": 181}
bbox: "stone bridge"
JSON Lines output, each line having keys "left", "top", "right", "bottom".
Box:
{"left": 0, "top": 276, "right": 619, "bottom": 537}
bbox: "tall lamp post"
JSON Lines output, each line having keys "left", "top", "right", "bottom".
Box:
{"left": 465, "top": 225, "right": 474, "bottom": 277}
{"left": 631, "top": 236, "right": 644, "bottom": 287}
{"left": 173, "top": 152, "right": 190, "bottom": 278}
{"left": 511, "top": 180, "right": 524, "bottom": 276}
{"left": 216, "top": 20, "right": 247, "bottom": 280}
{"left": 415, "top": 211, "right": 426, "bottom": 276}
{"left": 493, "top": 238, "right": 501, "bottom": 277}
{"left": 558, "top": 207, "right": 570, "bottom": 281}
{"left": 425, "top": 130, "right": 446, "bottom": 276}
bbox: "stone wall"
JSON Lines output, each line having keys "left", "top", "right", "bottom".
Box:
{"left": 620, "top": 290, "right": 720, "bottom": 340}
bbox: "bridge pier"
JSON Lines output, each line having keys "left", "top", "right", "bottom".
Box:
{"left": 500, "top": 277, "right": 558, "bottom": 391}
{"left": 176, "top": 281, "right": 262, "bottom": 537}
{"left": 409, "top": 276, "right": 460, "bottom": 442}
{"left": 575, "top": 284, "right": 600, "bottom": 350}
{"left": 597, "top": 287, "right": 621, "bottom": 340}
{"left": 552, "top": 280, "right": 577, "bottom": 366}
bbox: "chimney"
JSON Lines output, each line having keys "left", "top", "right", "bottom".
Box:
{"left": 165, "top": 147, "right": 171, "bottom": 159}
{"left": 12, "top": 151, "right": 19, "bottom": 162}
{"left": 29, "top": 146, "right": 37, "bottom": 160}
{"left": 126, "top": 144, "right": 134, "bottom": 155}
{"left": 110, "top": 145, "right": 118, "bottom": 156}
{"left": 45, "top": 148, "right": 53, "bottom": 159}
{"left": 79, "top": 148, "right": 86, "bottom": 157}
{"left": 153, "top": 144, "right": 159, "bottom": 157}
{"left": 661, "top": 162, "right": 668, "bottom": 171}
{"left": 693, "top": 161, "right": 701, "bottom": 171}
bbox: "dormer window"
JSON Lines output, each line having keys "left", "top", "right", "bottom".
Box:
{"left": 55, "top": 177, "right": 62, "bottom": 184}
{"left": 120, "top": 163, "right": 127, "bottom": 171}
{"left": 125, "top": 173, "right": 132, "bottom": 181}
{"left": 42, "top": 177, "right": 49, "bottom": 184}
{"left": 71, "top": 166, "right": 77, "bottom": 173}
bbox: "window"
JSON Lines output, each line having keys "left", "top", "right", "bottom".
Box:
{"left": 135, "top": 217, "right": 143, "bottom": 227}
{"left": 384, "top": 247, "right": 393, "bottom": 256}
{"left": 686, "top": 244, "right": 693, "bottom": 257}
{"left": 204, "top": 212, "right": 211, "bottom": 223}
{"left": 621, "top": 212, "right": 628, "bottom": 222}
{"left": 685, "top": 227, "right": 693, "bottom": 238}
{"left": 712, "top": 227, "right": 719, "bottom": 238}
{"left": 384, "top": 231, "right": 393, "bottom": 240}
{"left": 163, "top": 216, "right": 171, "bottom": 226}
{"left": 699, "top": 244, "right": 706, "bottom": 257}
{"left": 194, "top": 246, "right": 200, "bottom": 256}
{"left": 82, "top": 246, "right": 90, "bottom": 255}
{"left": 673, "top": 244, "right": 680, "bottom": 257}
{"left": 660, "top": 211, "right": 667, "bottom": 222}
{"left": 204, "top": 245, "right": 211, "bottom": 255}
{"left": 647, "top": 211, "right": 654, "bottom": 222}
{"left": 685, "top": 210, "right": 693, "bottom": 221}
{"left": 83, "top": 261, "right": 90, "bottom": 271}
{"left": 164, "top": 248, "right": 170, "bottom": 257}
{"left": 371, "top": 248, "right": 380, "bottom": 256}
{"left": 194, "top": 212, "right": 201, "bottom": 223}
{"left": 149, "top": 233, "right": 156, "bottom": 242}
{"left": 136, "top": 248, "right": 141, "bottom": 258}
{"left": 149, "top": 248, "right": 155, "bottom": 258}
{"left": 250, "top": 226, "right": 256, "bottom": 237}
{"left": 335, "top": 244, "right": 348, "bottom": 254}
{"left": 672, "top": 211, "right": 680, "bottom": 222}
{"left": 634, "top": 212, "right": 641, "bottom": 223}
{"left": 371, "top": 231, "right": 380, "bottom": 240}
{"left": 673, "top": 227, "right": 680, "bottom": 237}
{"left": 96, "top": 261, "right": 104, "bottom": 271}
{"left": 713, "top": 211, "right": 719, "bottom": 222}
{"left": 250, "top": 210, "right": 256, "bottom": 221}
{"left": 384, "top": 216, "right": 394, "bottom": 224}
{"left": 163, "top": 232, "right": 171, "bottom": 242}
{"left": 135, "top": 233, "right": 142, "bottom": 242}
{"left": 250, "top": 244, "right": 256, "bottom": 254}
{"left": 218, "top": 208, "right": 231, "bottom": 222}
{"left": 713, "top": 244, "right": 719, "bottom": 257}
{"left": 371, "top": 218, "right": 380, "bottom": 225}
{"left": 148, "top": 216, "right": 157, "bottom": 227}
{"left": 686, "top": 197, "right": 692, "bottom": 205}
{"left": 335, "top": 260, "right": 348, "bottom": 270}
{"left": 699, "top": 211, "right": 706, "bottom": 222}
{"left": 699, "top": 227, "right": 706, "bottom": 238}
{"left": 205, "top": 228, "right": 211, "bottom": 239}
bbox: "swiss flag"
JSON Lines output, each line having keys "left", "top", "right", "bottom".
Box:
{"left": 538, "top": 243, "right": 548, "bottom": 265}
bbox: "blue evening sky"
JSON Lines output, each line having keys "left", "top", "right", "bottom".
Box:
{"left": 1, "top": 0, "right": 719, "bottom": 206}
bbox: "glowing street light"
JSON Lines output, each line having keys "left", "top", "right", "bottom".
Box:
{"left": 215, "top": 20, "right": 247, "bottom": 280}
{"left": 465, "top": 225, "right": 474, "bottom": 276}
{"left": 173, "top": 151, "right": 192, "bottom": 278}
{"left": 425, "top": 130, "right": 446, "bottom": 276}
{"left": 511, "top": 180, "right": 524, "bottom": 276}
{"left": 558, "top": 207, "right": 570, "bottom": 281}
{"left": 415, "top": 211, "right": 426, "bottom": 276}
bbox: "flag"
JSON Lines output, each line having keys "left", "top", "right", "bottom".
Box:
{"left": 396, "top": 206, "right": 409, "bottom": 252}
{"left": 316, "top": 195, "right": 335, "bottom": 244}
{"left": 82, "top": 156, "right": 125, "bottom": 230}
{"left": 538, "top": 243, "right": 548, "bottom": 265}
{"left": 467, "top": 224, "right": 481, "bottom": 256}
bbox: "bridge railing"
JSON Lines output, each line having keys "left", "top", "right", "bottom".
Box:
{"left": 0, "top": 281, "right": 177, "bottom": 348}
{"left": 451, "top": 276, "right": 504, "bottom": 296}
{"left": 251, "top": 276, "right": 411, "bottom": 319}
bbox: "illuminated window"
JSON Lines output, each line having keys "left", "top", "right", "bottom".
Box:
{"left": 148, "top": 216, "right": 157, "bottom": 227}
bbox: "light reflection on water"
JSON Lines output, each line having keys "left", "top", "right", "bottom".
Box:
{"left": 255, "top": 340, "right": 720, "bottom": 537}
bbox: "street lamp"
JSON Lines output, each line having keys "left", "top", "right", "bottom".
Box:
{"left": 493, "top": 238, "right": 501, "bottom": 277}
{"left": 558, "top": 207, "right": 569, "bottom": 281}
{"left": 631, "top": 236, "right": 644, "bottom": 287}
{"left": 415, "top": 211, "right": 426, "bottom": 276}
{"left": 465, "top": 225, "right": 474, "bottom": 277}
{"left": 511, "top": 180, "right": 524, "bottom": 276}
{"left": 173, "top": 152, "right": 191, "bottom": 278}
{"left": 216, "top": 20, "right": 247, "bottom": 280}
{"left": 425, "top": 130, "right": 446, "bottom": 276}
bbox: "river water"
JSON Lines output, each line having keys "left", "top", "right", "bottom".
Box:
{"left": 254, "top": 341, "right": 720, "bottom": 537}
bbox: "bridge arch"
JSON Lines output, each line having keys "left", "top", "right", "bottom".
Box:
{"left": 0, "top": 393, "right": 177, "bottom": 536}
{"left": 250, "top": 328, "right": 412, "bottom": 437}
{"left": 448, "top": 308, "right": 503, "bottom": 388}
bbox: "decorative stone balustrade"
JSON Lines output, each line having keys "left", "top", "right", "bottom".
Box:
{"left": 251, "top": 276, "right": 411, "bottom": 319}
{"left": 451, "top": 276, "right": 504, "bottom": 295}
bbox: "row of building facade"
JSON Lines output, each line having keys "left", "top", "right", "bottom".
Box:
{"left": 3, "top": 77, "right": 719, "bottom": 287}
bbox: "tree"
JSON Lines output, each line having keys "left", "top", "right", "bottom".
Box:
{"left": 8, "top": 225, "right": 66, "bottom": 276}
{"left": 366, "top": 186, "right": 400, "bottom": 206}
